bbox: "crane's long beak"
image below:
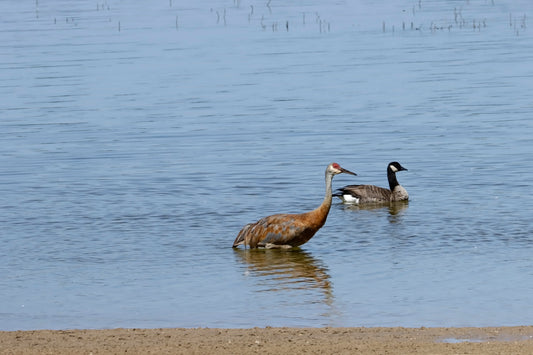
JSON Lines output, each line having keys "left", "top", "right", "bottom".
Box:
{"left": 341, "top": 167, "right": 357, "bottom": 176}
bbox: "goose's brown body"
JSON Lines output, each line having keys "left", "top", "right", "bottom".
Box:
{"left": 335, "top": 162, "right": 408, "bottom": 204}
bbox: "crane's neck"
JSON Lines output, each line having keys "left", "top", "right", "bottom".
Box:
{"left": 309, "top": 170, "right": 334, "bottom": 227}
{"left": 387, "top": 168, "right": 400, "bottom": 191}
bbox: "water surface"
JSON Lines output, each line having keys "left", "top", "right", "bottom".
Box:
{"left": 1, "top": 0, "right": 533, "bottom": 330}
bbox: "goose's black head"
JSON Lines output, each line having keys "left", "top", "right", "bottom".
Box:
{"left": 388, "top": 161, "right": 407, "bottom": 173}
{"left": 387, "top": 161, "right": 407, "bottom": 191}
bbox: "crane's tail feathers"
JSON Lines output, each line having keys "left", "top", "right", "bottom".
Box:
{"left": 232, "top": 223, "right": 252, "bottom": 248}
{"left": 232, "top": 237, "right": 243, "bottom": 248}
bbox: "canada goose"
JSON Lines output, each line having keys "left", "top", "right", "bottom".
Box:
{"left": 334, "top": 161, "right": 408, "bottom": 204}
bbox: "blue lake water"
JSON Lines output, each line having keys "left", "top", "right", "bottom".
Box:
{"left": 1, "top": 0, "right": 533, "bottom": 330}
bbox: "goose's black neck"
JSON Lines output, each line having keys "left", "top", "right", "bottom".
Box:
{"left": 387, "top": 167, "right": 400, "bottom": 191}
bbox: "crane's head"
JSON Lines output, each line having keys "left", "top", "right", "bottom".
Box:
{"left": 388, "top": 161, "right": 408, "bottom": 173}
{"left": 329, "top": 162, "right": 357, "bottom": 176}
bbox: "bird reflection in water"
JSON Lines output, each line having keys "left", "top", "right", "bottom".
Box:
{"left": 343, "top": 200, "right": 409, "bottom": 222}
{"left": 233, "top": 248, "right": 333, "bottom": 303}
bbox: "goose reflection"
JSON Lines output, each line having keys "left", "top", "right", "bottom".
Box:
{"left": 343, "top": 200, "right": 409, "bottom": 217}
{"left": 233, "top": 248, "right": 332, "bottom": 302}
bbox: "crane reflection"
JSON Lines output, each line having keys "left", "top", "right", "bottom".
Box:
{"left": 233, "top": 248, "right": 333, "bottom": 305}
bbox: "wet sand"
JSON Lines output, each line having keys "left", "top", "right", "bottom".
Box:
{"left": 2, "top": 326, "right": 533, "bottom": 354}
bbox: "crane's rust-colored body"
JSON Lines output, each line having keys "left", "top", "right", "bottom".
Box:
{"left": 233, "top": 163, "right": 356, "bottom": 249}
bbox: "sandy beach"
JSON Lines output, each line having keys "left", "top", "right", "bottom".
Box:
{"left": 2, "top": 326, "right": 533, "bottom": 354}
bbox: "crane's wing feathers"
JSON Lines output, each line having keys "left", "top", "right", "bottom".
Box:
{"left": 233, "top": 213, "right": 319, "bottom": 248}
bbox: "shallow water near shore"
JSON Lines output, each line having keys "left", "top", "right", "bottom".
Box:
{"left": 1, "top": 0, "right": 533, "bottom": 330}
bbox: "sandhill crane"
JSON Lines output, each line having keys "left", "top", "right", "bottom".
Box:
{"left": 232, "top": 163, "right": 356, "bottom": 249}
{"left": 334, "top": 161, "right": 408, "bottom": 204}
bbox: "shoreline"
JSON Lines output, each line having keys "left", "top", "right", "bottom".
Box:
{"left": 2, "top": 326, "right": 533, "bottom": 354}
